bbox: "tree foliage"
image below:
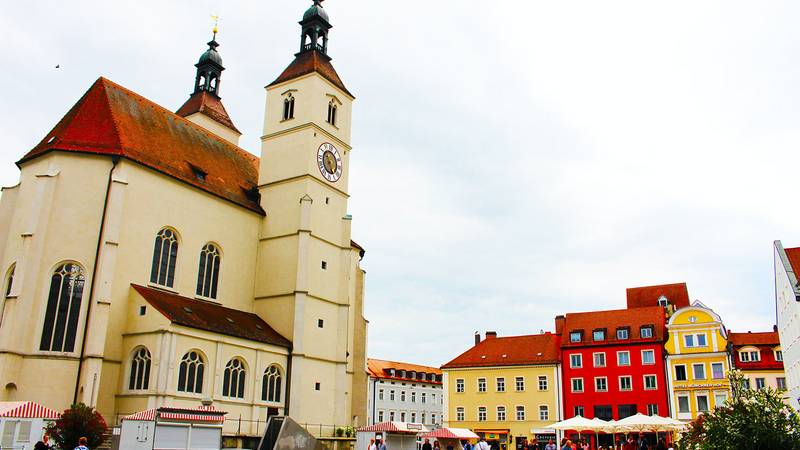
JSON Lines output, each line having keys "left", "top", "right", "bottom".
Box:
{"left": 45, "top": 403, "right": 108, "bottom": 450}
{"left": 677, "top": 370, "right": 800, "bottom": 450}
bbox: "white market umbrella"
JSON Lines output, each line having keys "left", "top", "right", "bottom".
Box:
{"left": 615, "top": 413, "right": 667, "bottom": 432}
{"left": 545, "top": 415, "right": 597, "bottom": 441}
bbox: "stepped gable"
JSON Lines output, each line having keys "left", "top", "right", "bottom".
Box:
{"left": 441, "top": 332, "right": 560, "bottom": 369}
{"left": 19, "top": 77, "right": 263, "bottom": 214}
{"left": 132, "top": 284, "right": 291, "bottom": 347}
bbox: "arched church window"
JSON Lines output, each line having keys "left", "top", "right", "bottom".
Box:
{"left": 3, "top": 263, "right": 14, "bottom": 298}
{"left": 39, "top": 263, "right": 85, "bottom": 352}
{"left": 196, "top": 243, "right": 221, "bottom": 300}
{"left": 262, "top": 365, "right": 283, "bottom": 402}
{"left": 177, "top": 350, "right": 205, "bottom": 394}
{"left": 283, "top": 94, "right": 295, "bottom": 121}
{"left": 327, "top": 100, "right": 338, "bottom": 126}
{"left": 150, "top": 228, "right": 179, "bottom": 288}
{"left": 223, "top": 358, "right": 246, "bottom": 399}
{"left": 128, "top": 347, "right": 151, "bottom": 391}
{"left": 209, "top": 75, "right": 218, "bottom": 94}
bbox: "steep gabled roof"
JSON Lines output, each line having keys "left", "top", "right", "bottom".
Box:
{"left": 729, "top": 331, "right": 781, "bottom": 347}
{"left": 626, "top": 282, "right": 690, "bottom": 309}
{"left": 441, "top": 333, "right": 560, "bottom": 369}
{"left": 19, "top": 77, "right": 263, "bottom": 214}
{"left": 132, "top": 284, "right": 291, "bottom": 348}
{"left": 786, "top": 247, "right": 800, "bottom": 281}
{"left": 562, "top": 306, "right": 666, "bottom": 347}
{"left": 268, "top": 50, "right": 353, "bottom": 98}
{"left": 176, "top": 90, "right": 240, "bottom": 133}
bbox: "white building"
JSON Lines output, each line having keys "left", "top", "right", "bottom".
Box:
{"left": 367, "top": 359, "right": 443, "bottom": 426}
{"left": 774, "top": 240, "right": 800, "bottom": 410}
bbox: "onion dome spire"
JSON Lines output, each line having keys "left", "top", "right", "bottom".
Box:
{"left": 194, "top": 25, "right": 224, "bottom": 96}
{"left": 299, "top": 0, "right": 332, "bottom": 56}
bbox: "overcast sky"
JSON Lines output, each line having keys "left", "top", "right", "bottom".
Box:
{"left": 2, "top": 1, "right": 799, "bottom": 367}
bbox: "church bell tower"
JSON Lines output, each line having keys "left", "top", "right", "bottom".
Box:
{"left": 255, "top": 0, "right": 365, "bottom": 428}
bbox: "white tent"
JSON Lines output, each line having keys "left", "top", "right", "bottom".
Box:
{"left": 543, "top": 415, "right": 597, "bottom": 432}
{"left": 615, "top": 413, "right": 682, "bottom": 432}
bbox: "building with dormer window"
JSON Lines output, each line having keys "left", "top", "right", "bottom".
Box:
{"left": 367, "top": 359, "right": 443, "bottom": 426}
{"left": 729, "top": 330, "right": 787, "bottom": 401}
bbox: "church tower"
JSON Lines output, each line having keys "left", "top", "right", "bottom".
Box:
{"left": 176, "top": 28, "right": 242, "bottom": 145}
{"left": 256, "top": 1, "right": 366, "bottom": 427}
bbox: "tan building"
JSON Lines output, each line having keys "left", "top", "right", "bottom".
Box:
{"left": 0, "top": 0, "right": 368, "bottom": 441}
{"left": 441, "top": 332, "right": 562, "bottom": 448}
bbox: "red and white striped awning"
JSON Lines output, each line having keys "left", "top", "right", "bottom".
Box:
{"left": 0, "top": 402, "right": 59, "bottom": 420}
{"left": 357, "top": 422, "right": 429, "bottom": 434}
{"left": 123, "top": 405, "right": 226, "bottom": 424}
{"left": 422, "top": 428, "right": 480, "bottom": 440}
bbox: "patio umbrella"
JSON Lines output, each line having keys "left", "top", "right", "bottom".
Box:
{"left": 544, "top": 415, "right": 597, "bottom": 441}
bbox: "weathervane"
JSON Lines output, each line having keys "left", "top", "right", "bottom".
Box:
{"left": 211, "top": 14, "right": 220, "bottom": 40}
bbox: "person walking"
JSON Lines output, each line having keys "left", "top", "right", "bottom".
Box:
{"left": 423, "top": 439, "right": 433, "bottom": 450}
{"left": 544, "top": 440, "right": 557, "bottom": 450}
{"left": 369, "top": 439, "right": 377, "bottom": 450}
{"left": 434, "top": 440, "right": 441, "bottom": 450}
{"left": 377, "top": 437, "right": 387, "bottom": 450}
{"left": 75, "top": 437, "right": 90, "bottom": 450}
{"left": 477, "top": 437, "right": 491, "bottom": 450}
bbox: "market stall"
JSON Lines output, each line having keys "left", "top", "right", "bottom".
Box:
{"left": 119, "top": 405, "right": 227, "bottom": 450}
{"left": 0, "top": 401, "right": 59, "bottom": 449}
{"left": 421, "top": 427, "right": 479, "bottom": 450}
{"left": 357, "top": 422, "right": 429, "bottom": 450}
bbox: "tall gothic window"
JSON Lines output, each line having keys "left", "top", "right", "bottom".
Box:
{"left": 327, "top": 101, "right": 337, "bottom": 126}
{"left": 283, "top": 94, "right": 295, "bottom": 121}
{"left": 177, "top": 351, "right": 205, "bottom": 394}
{"left": 196, "top": 244, "right": 221, "bottom": 299}
{"left": 128, "top": 347, "right": 151, "bottom": 391}
{"left": 39, "top": 263, "right": 85, "bottom": 352}
{"left": 262, "top": 365, "right": 283, "bottom": 403}
{"left": 223, "top": 358, "right": 246, "bottom": 399}
{"left": 150, "top": 228, "right": 178, "bottom": 288}
{"left": 3, "top": 263, "right": 14, "bottom": 298}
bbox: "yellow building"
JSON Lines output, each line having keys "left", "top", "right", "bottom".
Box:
{"left": 0, "top": 1, "right": 368, "bottom": 442}
{"left": 442, "top": 332, "right": 562, "bottom": 448}
{"left": 665, "top": 302, "right": 731, "bottom": 421}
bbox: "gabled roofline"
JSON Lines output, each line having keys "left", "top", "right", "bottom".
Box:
{"left": 774, "top": 240, "right": 800, "bottom": 300}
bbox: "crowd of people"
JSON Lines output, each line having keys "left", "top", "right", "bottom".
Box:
{"left": 517, "top": 436, "right": 674, "bottom": 450}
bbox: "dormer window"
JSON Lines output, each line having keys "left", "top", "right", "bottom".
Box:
{"left": 593, "top": 329, "right": 606, "bottom": 342}
{"left": 640, "top": 326, "right": 654, "bottom": 339}
{"left": 327, "top": 100, "right": 338, "bottom": 126}
{"left": 739, "top": 349, "right": 761, "bottom": 362}
{"left": 389, "top": 369, "right": 395, "bottom": 376}
{"left": 189, "top": 164, "right": 207, "bottom": 182}
{"left": 657, "top": 295, "right": 669, "bottom": 307}
{"left": 616, "top": 327, "right": 630, "bottom": 340}
{"left": 570, "top": 331, "right": 583, "bottom": 343}
{"left": 775, "top": 349, "right": 783, "bottom": 361}
{"left": 399, "top": 370, "right": 406, "bottom": 378}
{"left": 283, "top": 94, "right": 295, "bottom": 121}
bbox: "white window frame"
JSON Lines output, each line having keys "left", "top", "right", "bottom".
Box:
{"left": 647, "top": 404, "right": 658, "bottom": 415}
{"left": 616, "top": 328, "right": 629, "bottom": 340}
{"left": 617, "top": 351, "right": 630, "bottom": 367}
{"left": 644, "top": 374, "right": 657, "bottom": 390}
{"left": 496, "top": 405, "right": 506, "bottom": 421}
{"left": 496, "top": 377, "right": 505, "bottom": 392}
{"left": 641, "top": 349, "right": 655, "bottom": 365}
{"left": 538, "top": 375, "right": 548, "bottom": 391}
{"left": 515, "top": 376, "right": 525, "bottom": 392}
{"left": 692, "top": 363, "right": 706, "bottom": 380}
{"left": 677, "top": 393, "right": 691, "bottom": 413}
{"left": 539, "top": 405, "right": 549, "bottom": 421}
{"left": 571, "top": 377, "right": 584, "bottom": 393}
{"left": 640, "top": 326, "right": 654, "bottom": 339}
{"left": 570, "top": 331, "right": 582, "bottom": 343}
{"left": 595, "top": 376, "right": 608, "bottom": 392}
{"left": 477, "top": 406, "right": 487, "bottom": 422}
{"left": 456, "top": 407, "right": 465, "bottom": 421}
{"left": 619, "top": 376, "right": 632, "bottom": 391}
{"left": 711, "top": 362, "right": 725, "bottom": 380}
{"left": 775, "top": 349, "right": 783, "bottom": 361}
{"left": 455, "top": 379, "right": 464, "bottom": 393}
{"left": 593, "top": 329, "right": 606, "bottom": 341}
{"left": 674, "top": 364, "right": 688, "bottom": 381}
{"left": 378, "top": 389, "right": 384, "bottom": 401}
{"left": 696, "top": 393, "right": 710, "bottom": 413}
{"left": 515, "top": 405, "right": 525, "bottom": 421}
{"left": 477, "top": 378, "right": 487, "bottom": 393}
{"left": 570, "top": 354, "right": 583, "bottom": 368}
{"left": 713, "top": 391, "right": 728, "bottom": 407}
{"left": 593, "top": 352, "right": 606, "bottom": 368}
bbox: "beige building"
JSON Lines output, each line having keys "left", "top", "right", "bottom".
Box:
{"left": 0, "top": 0, "right": 368, "bottom": 441}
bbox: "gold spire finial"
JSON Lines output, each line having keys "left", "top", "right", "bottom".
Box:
{"left": 211, "top": 14, "right": 220, "bottom": 39}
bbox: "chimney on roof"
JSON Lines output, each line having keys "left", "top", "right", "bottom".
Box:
{"left": 774, "top": 324, "right": 778, "bottom": 332}
{"left": 555, "top": 315, "right": 566, "bottom": 335}
{"left": 474, "top": 332, "right": 481, "bottom": 345}
{"left": 486, "top": 331, "right": 497, "bottom": 339}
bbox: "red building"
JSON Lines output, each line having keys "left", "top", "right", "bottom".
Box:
{"left": 558, "top": 306, "right": 669, "bottom": 446}
{"left": 729, "top": 330, "right": 786, "bottom": 392}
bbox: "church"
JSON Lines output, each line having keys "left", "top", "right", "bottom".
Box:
{"left": 0, "top": 0, "right": 369, "bottom": 440}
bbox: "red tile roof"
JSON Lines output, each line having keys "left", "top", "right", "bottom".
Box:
{"left": 441, "top": 333, "right": 560, "bottom": 369}
{"left": 367, "top": 359, "right": 442, "bottom": 383}
{"left": 19, "top": 77, "right": 263, "bottom": 214}
{"left": 562, "top": 306, "right": 666, "bottom": 348}
{"left": 786, "top": 247, "right": 800, "bottom": 278}
{"left": 132, "top": 284, "right": 291, "bottom": 348}
{"left": 729, "top": 331, "right": 780, "bottom": 347}
{"left": 268, "top": 50, "right": 353, "bottom": 98}
{"left": 626, "top": 283, "right": 690, "bottom": 309}
{"left": 176, "top": 90, "right": 240, "bottom": 133}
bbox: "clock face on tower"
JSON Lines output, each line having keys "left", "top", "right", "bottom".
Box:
{"left": 317, "top": 142, "right": 343, "bottom": 182}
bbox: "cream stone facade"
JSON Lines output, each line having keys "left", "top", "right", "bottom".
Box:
{"left": 0, "top": 1, "right": 367, "bottom": 441}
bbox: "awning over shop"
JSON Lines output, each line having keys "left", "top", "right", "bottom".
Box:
{"left": 0, "top": 401, "right": 59, "bottom": 420}
{"left": 422, "top": 428, "right": 479, "bottom": 440}
{"left": 123, "top": 405, "right": 226, "bottom": 424}
{"left": 357, "top": 422, "right": 430, "bottom": 434}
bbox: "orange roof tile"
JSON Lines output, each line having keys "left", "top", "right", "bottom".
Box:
{"left": 786, "top": 247, "right": 800, "bottom": 278}
{"left": 729, "top": 331, "right": 780, "bottom": 347}
{"left": 176, "top": 90, "right": 240, "bottom": 133}
{"left": 441, "top": 333, "right": 560, "bottom": 369}
{"left": 626, "top": 283, "right": 690, "bottom": 309}
{"left": 268, "top": 50, "right": 353, "bottom": 98}
{"left": 367, "top": 359, "right": 442, "bottom": 382}
{"left": 19, "top": 77, "right": 263, "bottom": 214}
{"left": 562, "top": 306, "right": 666, "bottom": 347}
